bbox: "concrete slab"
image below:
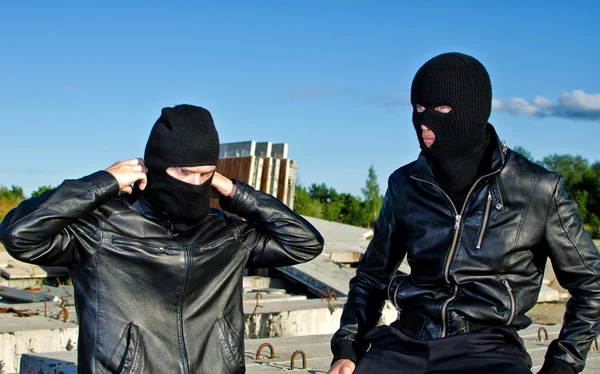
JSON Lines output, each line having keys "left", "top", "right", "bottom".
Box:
{"left": 0, "top": 316, "right": 77, "bottom": 373}
{"left": 20, "top": 351, "right": 77, "bottom": 374}
{"left": 0, "top": 252, "right": 68, "bottom": 279}
{"left": 278, "top": 254, "right": 356, "bottom": 297}
{"left": 243, "top": 295, "right": 307, "bottom": 304}
{"left": 243, "top": 276, "right": 273, "bottom": 290}
{"left": 302, "top": 216, "right": 372, "bottom": 254}
{"left": 0, "top": 277, "right": 48, "bottom": 289}
{"left": 243, "top": 298, "right": 397, "bottom": 339}
{"left": 0, "top": 286, "right": 55, "bottom": 303}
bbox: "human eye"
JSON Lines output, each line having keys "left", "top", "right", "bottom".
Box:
{"left": 177, "top": 168, "right": 189, "bottom": 176}
{"left": 435, "top": 105, "right": 452, "bottom": 113}
{"left": 415, "top": 104, "right": 426, "bottom": 113}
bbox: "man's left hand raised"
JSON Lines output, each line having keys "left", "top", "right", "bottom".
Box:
{"left": 211, "top": 172, "right": 234, "bottom": 198}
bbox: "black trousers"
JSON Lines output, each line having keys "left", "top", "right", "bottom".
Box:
{"left": 355, "top": 325, "right": 533, "bottom": 374}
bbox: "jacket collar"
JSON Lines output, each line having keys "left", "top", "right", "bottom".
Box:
{"left": 127, "top": 193, "right": 175, "bottom": 233}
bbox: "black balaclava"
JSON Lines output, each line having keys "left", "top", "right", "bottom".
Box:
{"left": 411, "top": 52, "right": 493, "bottom": 207}
{"left": 142, "top": 104, "right": 220, "bottom": 226}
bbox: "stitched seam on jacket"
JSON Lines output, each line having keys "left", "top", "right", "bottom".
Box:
{"left": 554, "top": 182, "right": 600, "bottom": 288}
{"left": 512, "top": 168, "right": 540, "bottom": 250}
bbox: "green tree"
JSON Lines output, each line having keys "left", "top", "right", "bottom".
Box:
{"left": 31, "top": 185, "right": 55, "bottom": 198}
{"left": 308, "top": 183, "right": 338, "bottom": 204}
{"left": 541, "top": 154, "right": 590, "bottom": 192}
{"left": 0, "top": 185, "right": 25, "bottom": 201}
{"left": 362, "top": 165, "right": 383, "bottom": 228}
{"left": 293, "top": 184, "right": 322, "bottom": 218}
{"left": 0, "top": 185, "right": 26, "bottom": 221}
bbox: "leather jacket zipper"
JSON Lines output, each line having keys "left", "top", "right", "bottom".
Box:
{"left": 475, "top": 190, "right": 493, "bottom": 250}
{"left": 411, "top": 168, "right": 502, "bottom": 337}
{"left": 501, "top": 278, "right": 516, "bottom": 325}
{"left": 178, "top": 243, "right": 190, "bottom": 374}
{"left": 112, "top": 238, "right": 172, "bottom": 255}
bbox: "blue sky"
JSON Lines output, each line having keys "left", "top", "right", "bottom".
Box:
{"left": 1, "top": 1, "right": 599, "bottom": 197}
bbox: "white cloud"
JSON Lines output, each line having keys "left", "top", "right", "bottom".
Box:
{"left": 506, "top": 98, "right": 539, "bottom": 115}
{"left": 493, "top": 90, "right": 600, "bottom": 121}
{"left": 532, "top": 96, "right": 552, "bottom": 108}
{"left": 557, "top": 90, "right": 600, "bottom": 111}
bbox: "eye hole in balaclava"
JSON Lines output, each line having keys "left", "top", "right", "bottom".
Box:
{"left": 410, "top": 52, "right": 494, "bottom": 200}
{"left": 142, "top": 104, "right": 220, "bottom": 226}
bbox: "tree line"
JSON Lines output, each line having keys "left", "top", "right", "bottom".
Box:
{"left": 1, "top": 149, "right": 599, "bottom": 238}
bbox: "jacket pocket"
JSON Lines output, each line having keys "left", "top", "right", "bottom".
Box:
{"left": 107, "top": 322, "right": 142, "bottom": 374}
{"left": 217, "top": 313, "right": 245, "bottom": 373}
{"left": 112, "top": 237, "right": 172, "bottom": 255}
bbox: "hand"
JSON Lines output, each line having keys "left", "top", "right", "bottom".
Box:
{"left": 210, "top": 172, "right": 234, "bottom": 198}
{"left": 327, "top": 359, "right": 356, "bottom": 374}
{"left": 105, "top": 158, "right": 148, "bottom": 194}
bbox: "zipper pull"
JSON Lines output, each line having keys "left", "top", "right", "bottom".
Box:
{"left": 161, "top": 247, "right": 172, "bottom": 255}
{"left": 501, "top": 278, "right": 512, "bottom": 291}
{"left": 488, "top": 190, "right": 493, "bottom": 201}
{"left": 454, "top": 215, "right": 462, "bottom": 230}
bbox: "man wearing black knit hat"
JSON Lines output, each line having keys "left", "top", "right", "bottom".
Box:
{"left": 328, "top": 53, "right": 600, "bottom": 374}
{"left": 0, "top": 104, "right": 324, "bottom": 374}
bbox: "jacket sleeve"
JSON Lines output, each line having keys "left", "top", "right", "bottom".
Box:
{"left": 0, "top": 171, "right": 120, "bottom": 267}
{"left": 330, "top": 177, "right": 407, "bottom": 363}
{"left": 218, "top": 180, "right": 324, "bottom": 268}
{"left": 543, "top": 176, "right": 600, "bottom": 374}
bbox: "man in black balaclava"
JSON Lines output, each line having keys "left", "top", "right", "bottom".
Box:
{"left": 411, "top": 53, "right": 494, "bottom": 209}
{"left": 143, "top": 104, "right": 220, "bottom": 228}
{"left": 1, "top": 104, "right": 324, "bottom": 373}
{"left": 329, "top": 53, "right": 600, "bottom": 374}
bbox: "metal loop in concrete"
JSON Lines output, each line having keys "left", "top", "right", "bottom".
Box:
{"left": 290, "top": 350, "right": 307, "bottom": 370}
{"left": 256, "top": 342, "right": 275, "bottom": 360}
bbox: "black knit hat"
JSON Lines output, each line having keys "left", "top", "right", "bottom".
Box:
{"left": 411, "top": 52, "right": 492, "bottom": 153}
{"left": 144, "top": 104, "right": 220, "bottom": 169}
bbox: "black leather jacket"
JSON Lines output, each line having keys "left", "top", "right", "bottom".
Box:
{"left": 332, "top": 136, "right": 600, "bottom": 373}
{"left": 0, "top": 171, "right": 324, "bottom": 374}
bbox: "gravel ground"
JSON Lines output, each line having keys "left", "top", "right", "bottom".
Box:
{"left": 527, "top": 302, "right": 567, "bottom": 325}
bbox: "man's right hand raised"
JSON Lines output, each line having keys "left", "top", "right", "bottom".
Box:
{"left": 105, "top": 158, "right": 148, "bottom": 194}
{"left": 327, "top": 359, "right": 356, "bottom": 374}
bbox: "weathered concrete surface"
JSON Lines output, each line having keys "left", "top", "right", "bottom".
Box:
{"left": 302, "top": 216, "right": 372, "bottom": 254}
{"left": 243, "top": 297, "right": 396, "bottom": 339}
{"left": 0, "top": 301, "right": 78, "bottom": 323}
{"left": 278, "top": 255, "right": 356, "bottom": 297}
{"left": 0, "top": 316, "right": 77, "bottom": 374}
{"left": 243, "top": 276, "right": 277, "bottom": 291}
{"left": 20, "top": 351, "right": 77, "bottom": 374}
{"left": 17, "top": 324, "right": 600, "bottom": 373}
{"left": 0, "top": 252, "right": 68, "bottom": 280}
